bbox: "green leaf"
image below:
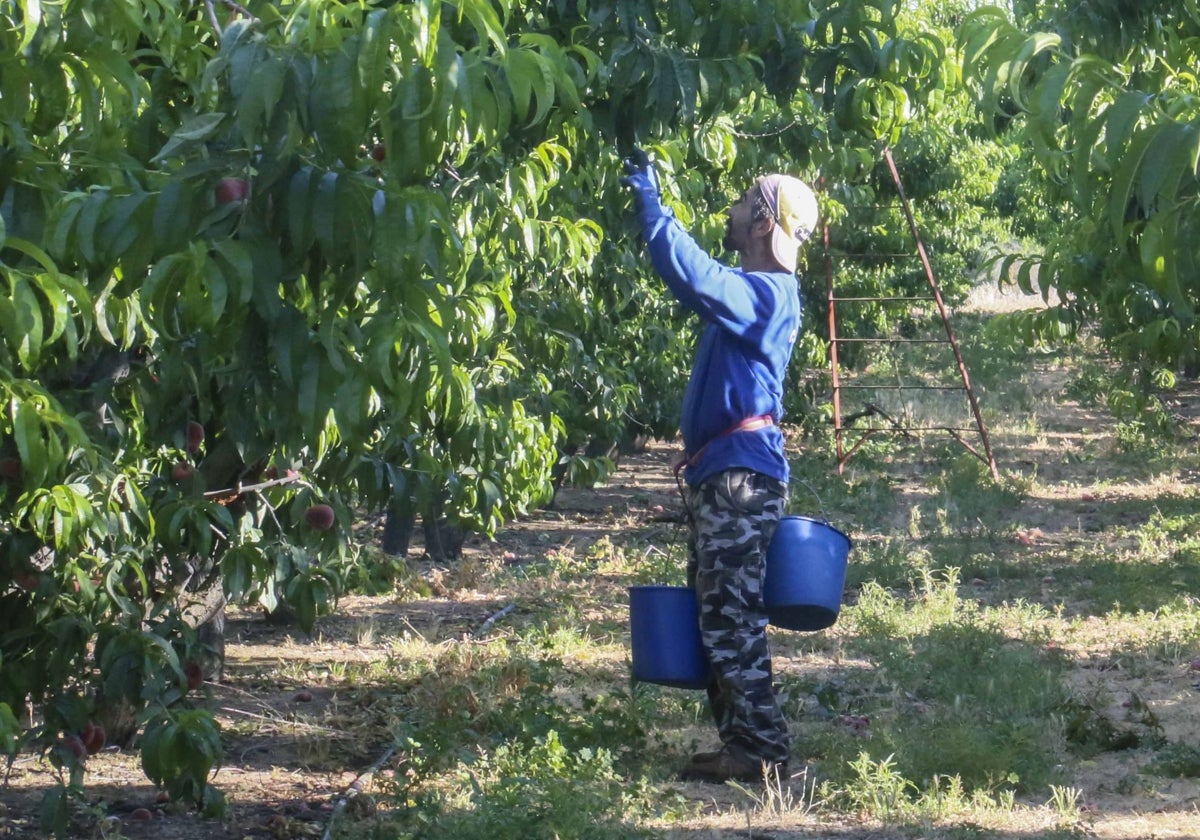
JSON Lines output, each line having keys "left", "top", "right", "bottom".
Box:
{"left": 287, "top": 167, "right": 318, "bottom": 253}
{"left": 39, "top": 787, "right": 69, "bottom": 840}
{"left": 456, "top": 0, "right": 507, "bottom": 58}
{"left": 13, "top": 400, "right": 47, "bottom": 486}
{"left": 11, "top": 277, "right": 44, "bottom": 369}
{"left": 1109, "top": 127, "right": 1158, "bottom": 237}
{"left": 152, "top": 113, "right": 228, "bottom": 163}
{"left": 506, "top": 48, "right": 536, "bottom": 123}
{"left": 221, "top": 546, "right": 255, "bottom": 603}
{"left": 30, "top": 273, "right": 68, "bottom": 348}
{"left": 1137, "top": 123, "right": 1194, "bottom": 209}
{"left": 1008, "top": 32, "right": 1062, "bottom": 113}
{"left": 237, "top": 53, "right": 287, "bottom": 146}
{"left": 211, "top": 239, "right": 255, "bottom": 306}
{"left": 17, "top": 0, "right": 42, "bottom": 52}
{"left": 312, "top": 171, "right": 339, "bottom": 257}
{"left": 153, "top": 180, "right": 190, "bottom": 254}
{"left": 1103, "top": 91, "right": 1152, "bottom": 162}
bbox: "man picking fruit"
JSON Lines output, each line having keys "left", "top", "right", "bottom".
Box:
{"left": 622, "top": 147, "right": 817, "bottom": 783}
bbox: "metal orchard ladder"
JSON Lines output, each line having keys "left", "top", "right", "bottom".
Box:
{"left": 825, "top": 147, "right": 1000, "bottom": 481}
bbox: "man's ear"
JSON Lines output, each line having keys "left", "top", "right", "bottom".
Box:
{"left": 752, "top": 215, "right": 775, "bottom": 239}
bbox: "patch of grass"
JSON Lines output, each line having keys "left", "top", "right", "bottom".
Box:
{"left": 1106, "top": 605, "right": 1200, "bottom": 667}
{"left": 1144, "top": 742, "right": 1200, "bottom": 778}
{"left": 844, "top": 538, "right": 935, "bottom": 591}
{"left": 787, "top": 453, "right": 901, "bottom": 532}
{"left": 829, "top": 570, "right": 1072, "bottom": 793}
{"left": 368, "top": 730, "right": 669, "bottom": 839}
{"left": 1054, "top": 551, "right": 1200, "bottom": 616}
{"left": 929, "top": 453, "right": 1025, "bottom": 531}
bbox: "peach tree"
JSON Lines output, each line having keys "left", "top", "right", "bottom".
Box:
{"left": 0, "top": 0, "right": 960, "bottom": 826}
{"left": 960, "top": 2, "right": 1200, "bottom": 379}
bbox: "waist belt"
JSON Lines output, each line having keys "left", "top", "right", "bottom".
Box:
{"left": 672, "top": 414, "right": 776, "bottom": 477}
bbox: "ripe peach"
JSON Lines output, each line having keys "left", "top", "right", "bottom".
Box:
{"left": 214, "top": 177, "right": 249, "bottom": 204}
{"left": 370, "top": 143, "right": 386, "bottom": 162}
{"left": 60, "top": 734, "right": 87, "bottom": 762}
{"left": 81, "top": 722, "right": 106, "bottom": 755}
{"left": 304, "top": 504, "right": 335, "bottom": 531}
{"left": 184, "top": 661, "right": 204, "bottom": 691}
{"left": 186, "top": 421, "right": 205, "bottom": 453}
{"left": 171, "top": 462, "right": 195, "bottom": 482}
{"left": 130, "top": 808, "right": 153, "bottom": 821}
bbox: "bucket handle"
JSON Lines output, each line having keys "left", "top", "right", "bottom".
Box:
{"left": 788, "top": 475, "right": 830, "bottom": 523}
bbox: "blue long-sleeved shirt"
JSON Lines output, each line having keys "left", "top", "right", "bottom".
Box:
{"left": 642, "top": 212, "right": 801, "bottom": 487}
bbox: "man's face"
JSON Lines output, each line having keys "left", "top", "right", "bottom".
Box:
{"left": 723, "top": 185, "right": 760, "bottom": 253}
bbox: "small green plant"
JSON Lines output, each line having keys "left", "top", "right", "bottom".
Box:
{"left": 729, "top": 765, "right": 820, "bottom": 820}
{"left": 1046, "top": 784, "right": 1083, "bottom": 822}
{"left": 840, "top": 752, "right": 917, "bottom": 820}
{"left": 140, "top": 710, "right": 227, "bottom": 817}
{"left": 376, "top": 730, "right": 659, "bottom": 839}
{"left": 1144, "top": 742, "right": 1200, "bottom": 778}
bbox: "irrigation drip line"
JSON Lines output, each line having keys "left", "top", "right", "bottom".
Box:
{"left": 476, "top": 603, "right": 516, "bottom": 636}
{"left": 321, "top": 744, "right": 399, "bottom": 840}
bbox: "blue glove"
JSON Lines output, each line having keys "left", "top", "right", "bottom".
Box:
{"left": 621, "top": 147, "right": 668, "bottom": 226}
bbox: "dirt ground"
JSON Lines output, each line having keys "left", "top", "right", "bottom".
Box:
{"left": 2, "top": 439, "right": 1200, "bottom": 839}
{"left": 4, "top": 438, "right": 1200, "bottom": 839}
{"left": 3, "top": 284, "right": 1200, "bottom": 837}
{"left": 0, "top": 448, "right": 686, "bottom": 840}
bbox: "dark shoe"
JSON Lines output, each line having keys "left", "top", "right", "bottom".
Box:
{"left": 677, "top": 747, "right": 787, "bottom": 783}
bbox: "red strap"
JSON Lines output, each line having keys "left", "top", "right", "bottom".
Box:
{"left": 673, "top": 414, "right": 775, "bottom": 476}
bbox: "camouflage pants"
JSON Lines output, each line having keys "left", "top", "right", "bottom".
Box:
{"left": 685, "top": 468, "right": 789, "bottom": 764}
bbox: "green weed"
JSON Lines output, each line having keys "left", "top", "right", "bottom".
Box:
{"left": 369, "top": 730, "right": 664, "bottom": 839}
{"left": 1144, "top": 742, "right": 1200, "bottom": 778}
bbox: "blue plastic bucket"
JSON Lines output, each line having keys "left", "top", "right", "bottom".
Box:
{"left": 628, "top": 585, "right": 710, "bottom": 689}
{"left": 765, "top": 515, "right": 852, "bottom": 631}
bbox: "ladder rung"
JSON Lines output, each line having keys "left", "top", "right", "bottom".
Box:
{"left": 835, "top": 385, "right": 964, "bottom": 391}
{"left": 841, "top": 426, "right": 983, "bottom": 434}
{"left": 828, "top": 252, "right": 921, "bottom": 259}
{"left": 832, "top": 338, "right": 946, "bottom": 344}
{"left": 831, "top": 296, "right": 938, "bottom": 303}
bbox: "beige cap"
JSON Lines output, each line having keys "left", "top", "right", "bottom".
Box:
{"left": 757, "top": 174, "right": 818, "bottom": 274}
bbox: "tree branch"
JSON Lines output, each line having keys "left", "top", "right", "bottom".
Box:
{"left": 202, "top": 0, "right": 258, "bottom": 40}
{"left": 203, "top": 473, "right": 305, "bottom": 501}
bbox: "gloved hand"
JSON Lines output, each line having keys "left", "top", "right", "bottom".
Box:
{"left": 621, "top": 147, "right": 668, "bottom": 225}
